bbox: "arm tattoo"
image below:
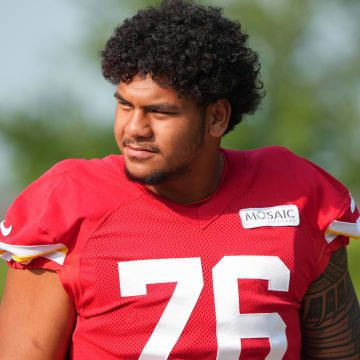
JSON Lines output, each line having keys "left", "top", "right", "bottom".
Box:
{"left": 301, "top": 247, "right": 360, "bottom": 359}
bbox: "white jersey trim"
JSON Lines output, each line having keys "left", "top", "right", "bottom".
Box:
{"left": 325, "top": 217, "right": 360, "bottom": 243}
{"left": 0, "top": 242, "right": 68, "bottom": 265}
{"left": 350, "top": 193, "right": 356, "bottom": 213}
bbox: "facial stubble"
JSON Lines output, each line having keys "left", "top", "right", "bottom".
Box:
{"left": 124, "top": 116, "right": 206, "bottom": 186}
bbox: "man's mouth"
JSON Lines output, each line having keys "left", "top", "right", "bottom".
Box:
{"left": 123, "top": 142, "right": 159, "bottom": 159}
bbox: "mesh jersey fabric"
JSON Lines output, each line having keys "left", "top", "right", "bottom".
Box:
{"left": 1, "top": 146, "right": 359, "bottom": 359}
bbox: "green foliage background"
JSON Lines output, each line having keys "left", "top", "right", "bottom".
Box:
{"left": 0, "top": 0, "right": 359, "bottom": 296}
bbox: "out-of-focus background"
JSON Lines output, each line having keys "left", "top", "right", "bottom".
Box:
{"left": 0, "top": 0, "right": 359, "bottom": 296}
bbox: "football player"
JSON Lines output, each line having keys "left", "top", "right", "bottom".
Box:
{"left": 0, "top": 0, "right": 359, "bottom": 359}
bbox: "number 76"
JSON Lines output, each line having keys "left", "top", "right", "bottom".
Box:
{"left": 119, "top": 256, "right": 290, "bottom": 359}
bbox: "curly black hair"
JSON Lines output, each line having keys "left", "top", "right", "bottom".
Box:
{"left": 101, "top": 0, "right": 264, "bottom": 134}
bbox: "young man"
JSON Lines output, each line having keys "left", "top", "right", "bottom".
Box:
{"left": 0, "top": 0, "right": 359, "bottom": 359}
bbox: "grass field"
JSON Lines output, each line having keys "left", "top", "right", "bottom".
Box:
{"left": 0, "top": 241, "right": 359, "bottom": 299}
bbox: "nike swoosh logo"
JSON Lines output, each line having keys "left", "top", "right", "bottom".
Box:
{"left": 1, "top": 221, "right": 12, "bottom": 237}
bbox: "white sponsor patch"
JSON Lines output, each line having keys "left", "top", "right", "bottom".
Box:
{"left": 239, "top": 205, "right": 300, "bottom": 229}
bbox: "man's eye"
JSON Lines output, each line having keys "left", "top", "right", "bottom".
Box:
{"left": 151, "top": 110, "right": 174, "bottom": 115}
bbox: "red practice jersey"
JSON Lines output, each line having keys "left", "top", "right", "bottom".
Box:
{"left": 1, "top": 146, "right": 359, "bottom": 359}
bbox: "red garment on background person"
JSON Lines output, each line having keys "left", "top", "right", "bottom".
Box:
{"left": 1, "top": 146, "right": 359, "bottom": 359}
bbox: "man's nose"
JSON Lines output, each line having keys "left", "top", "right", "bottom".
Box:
{"left": 126, "top": 110, "right": 152, "bottom": 139}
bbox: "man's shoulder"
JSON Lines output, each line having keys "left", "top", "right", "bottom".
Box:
{"left": 224, "top": 145, "right": 341, "bottom": 186}
{"left": 43, "top": 155, "right": 131, "bottom": 190}
{"left": 41, "top": 154, "right": 142, "bottom": 207}
{"left": 223, "top": 146, "right": 350, "bottom": 223}
{"left": 49, "top": 155, "right": 123, "bottom": 179}
{"left": 224, "top": 145, "right": 300, "bottom": 165}
{"left": 1, "top": 155, "right": 143, "bottom": 267}
{"left": 223, "top": 145, "right": 310, "bottom": 188}
{"left": 6, "top": 154, "right": 142, "bottom": 236}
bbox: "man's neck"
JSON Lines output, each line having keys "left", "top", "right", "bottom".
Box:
{"left": 146, "top": 151, "right": 225, "bottom": 204}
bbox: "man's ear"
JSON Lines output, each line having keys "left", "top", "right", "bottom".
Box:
{"left": 206, "top": 99, "right": 231, "bottom": 138}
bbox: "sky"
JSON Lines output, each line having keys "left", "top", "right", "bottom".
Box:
{"left": 0, "top": 0, "right": 116, "bottom": 116}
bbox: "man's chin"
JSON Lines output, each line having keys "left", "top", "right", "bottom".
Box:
{"left": 125, "top": 166, "right": 169, "bottom": 185}
{"left": 124, "top": 161, "right": 192, "bottom": 186}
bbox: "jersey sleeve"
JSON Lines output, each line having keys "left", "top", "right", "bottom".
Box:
{"left": 313, "top": 191, "right": 360, "bottom": 277}
{"left": 296, "top": 157, "right": 360, "bottom": 280}
{"left": 0, "top": 166, "right": 81, "bottom": 271}
{"left": 325, "top": 193, "right": 360, "bottom": 241}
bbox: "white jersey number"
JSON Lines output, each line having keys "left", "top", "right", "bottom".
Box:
{"left": 118, "top": 256, "right": 290, "bottom": 359}
{"left": 118, "top": 258, "right": 204, "bottom": 359}
{"left": 213, "top": 256, "right": 289, "bottom": 359}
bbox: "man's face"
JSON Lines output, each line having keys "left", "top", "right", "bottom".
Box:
{"left": 114, "top": 75, "right": 207, "bottom": 185}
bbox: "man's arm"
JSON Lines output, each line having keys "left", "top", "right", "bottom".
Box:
{"left": 301, "top": 247, "right": 360, "bottom": 359}
{"left": 0, "top": 267, "right": 76, "bottom": 360}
